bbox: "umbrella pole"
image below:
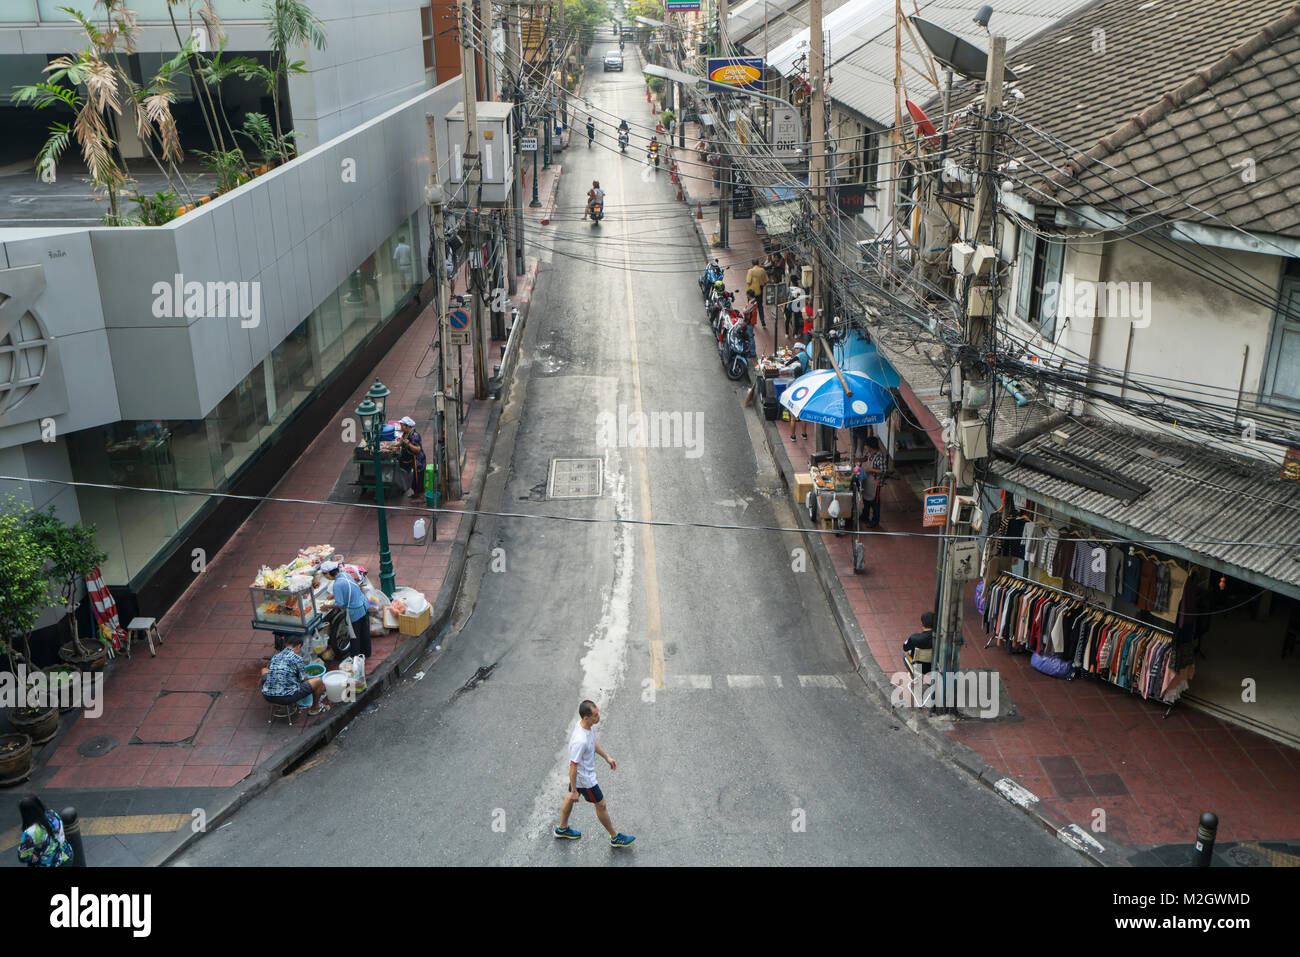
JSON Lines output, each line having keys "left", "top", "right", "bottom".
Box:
{"left": 816, "top": 336, "right": 853, "bottom": 396}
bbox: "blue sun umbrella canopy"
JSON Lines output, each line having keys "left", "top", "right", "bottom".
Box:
{"left": 779, "top": 369, "right": 896, "bottom": 429}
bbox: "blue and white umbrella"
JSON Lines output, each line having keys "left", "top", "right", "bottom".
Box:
{"left": 779, "top": 369, "right": 895, "bottom": 429}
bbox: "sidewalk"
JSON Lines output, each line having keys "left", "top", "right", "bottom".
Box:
{"left": 1, "top": 160, "right": 567, "bottom": 867}
{"left": 669, "top": 101, "right": 1300, "bottom": 860}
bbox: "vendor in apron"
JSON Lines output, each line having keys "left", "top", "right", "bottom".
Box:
{"left": 397, "top": 415, "right": 426, "bottom": 498}
{"left": 323, "top": 561, "right": 370, "bottom": 659}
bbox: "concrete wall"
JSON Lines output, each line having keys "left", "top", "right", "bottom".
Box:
{"left": 0, "top": 75, "right": 466, "bottom": 451}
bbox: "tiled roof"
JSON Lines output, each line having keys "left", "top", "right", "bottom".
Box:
{"left": 1065, "top": 9, "right": 1300, "bottom": 236}
{"left": 990, "top": 410, "right": 1300, "bottom": 599}
{"left": 967, "top": 0, "right": 1300, "bottom": 235}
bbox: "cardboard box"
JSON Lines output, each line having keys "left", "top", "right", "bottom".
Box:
{"left": 794, "top": 472, "right": 815, "bottom": 502}
{"left": 397, "top": 605, "right": 431, "bottom": 637}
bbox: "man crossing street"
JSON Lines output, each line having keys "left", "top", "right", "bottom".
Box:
{"left": 554, "top": 700, "right": 635, "bottom": 848}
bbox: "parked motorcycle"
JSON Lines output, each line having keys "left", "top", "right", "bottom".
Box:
{"left": 618, "top": 130, "right": 629, "bottom": 152}
{"left": 718, "top": 316, "right": 753, "bottom": 380}
{"left": 698, "top": 259, "right": 723, "bottom": 298}
{"left": 590, "top": 201, "right": 604, "bottom": 226}
{"left": 706, "top": 285, "right": 733, "bottom": 329}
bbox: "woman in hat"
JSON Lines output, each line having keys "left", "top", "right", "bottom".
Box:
{"left": 397, "top": 416, "right": 426, "bottom": 498}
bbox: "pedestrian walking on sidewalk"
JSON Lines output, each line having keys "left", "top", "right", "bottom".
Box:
{"left": 746, "top": 259, "right": 769, "bottom": 328}
{"left": 554, "top": 700, "right": 635, "bottom": 848}
{"left": 323, "top": 561, "right": 370, "bottom": 659}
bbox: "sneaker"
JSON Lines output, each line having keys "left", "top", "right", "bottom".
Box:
{"left": 609, "top": 833, "right": 635, "bottom": 848}
{"left": 554, "top": 826, "right": 581, "bottom": 840}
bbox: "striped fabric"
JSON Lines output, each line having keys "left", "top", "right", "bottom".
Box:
{"left": 84, "top": 567, "right": 126, "bottom": 653}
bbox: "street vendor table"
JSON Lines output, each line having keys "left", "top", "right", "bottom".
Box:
{"left": 352, "top": 443, "right": 413, "bottom": 500}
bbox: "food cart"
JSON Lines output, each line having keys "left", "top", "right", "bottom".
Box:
{"left": 249, "top": 545, "right": 355, "bottom": 658}
{"left": 352, "top": 439, "right": 412, "bottom": 500}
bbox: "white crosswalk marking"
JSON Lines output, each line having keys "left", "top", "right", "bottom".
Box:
{"left": 798, "top": 675, "right": 846, "bottom": 688}
{"left": 725, "top": 675, "right": 767, "bottom": 688}
{"left": 668, "top": 674, "right": 713, "bottom": 689}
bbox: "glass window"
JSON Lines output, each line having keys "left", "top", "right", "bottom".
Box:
{"left": 206, "top": 366, "right": 270, "bottom": 480}
{"left": 314, "top": 288, "right": 345, "bottom": 379}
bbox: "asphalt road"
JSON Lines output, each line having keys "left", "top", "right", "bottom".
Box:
{"left": 174, "top": 37, "right": 1084, "bottom": 868}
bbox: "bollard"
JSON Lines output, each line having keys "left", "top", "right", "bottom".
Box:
{"left": 696, "top": 202, "right": 703, "bottom": 220}
{"left": 61, "top": 806, "right": 86, "bottom": 867}
{"left": 677, "top": 184, "right": 683, "bottom": 202}
{"left": 1193, "top": 811, "right": 1218, "bottom": 867}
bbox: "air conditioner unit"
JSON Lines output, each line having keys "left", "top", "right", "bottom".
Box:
{"left": 968, "top": 285, "right": 995, "bottom": 316}
{"left": 970, "top": 243, "right": 998, "bottom": 276}
{"left": 950, "top": 241, "right": 976, "bottom": 275}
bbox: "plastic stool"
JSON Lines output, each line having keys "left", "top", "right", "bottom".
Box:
{"left": 266, "top": 700, "right": 299, "bottom": 726}
{"left": 124, "top": 617, "right": 163, "bottom": 659}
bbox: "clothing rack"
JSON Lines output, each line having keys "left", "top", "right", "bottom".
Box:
{"left": 1000, "top": 573, "right": 1173, "bottom": 637}
{"left": 986, "top": 572, "right": 1180, "bottom": 715}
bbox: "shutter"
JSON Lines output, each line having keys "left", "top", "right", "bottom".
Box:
{"left": 1014, "top": 226, "right": 1035, "bottom": 320}
{"left": 1264, "top": 278, "right": 1300, "bottom": 404}
{"left": 1039, "top": 235, "right": 1065, "bottom": 339}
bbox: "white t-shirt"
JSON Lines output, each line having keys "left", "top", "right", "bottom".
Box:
{"left": 568, "top": 722, "right": 597, "bottom": 788}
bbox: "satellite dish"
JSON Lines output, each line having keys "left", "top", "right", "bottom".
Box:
{"left": 909, "top": 16, "right": 1018, "bottom": 82}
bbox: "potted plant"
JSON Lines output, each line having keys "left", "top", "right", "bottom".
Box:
{"left": 23, "top": 508, "right": 109, "bottom": 671}
{"left": 0, "top": 505, "right": 60, "bottom": 760}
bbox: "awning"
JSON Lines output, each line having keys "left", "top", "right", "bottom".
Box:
{"left": 834, "top": 331, "right": 901, "bottom": 389}
{"left": 755, "top": 200, "right": 802, "bottom": 235}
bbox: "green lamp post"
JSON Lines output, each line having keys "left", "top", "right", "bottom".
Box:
{"left": 356, "top": 378, "right": 397, "bottom": 598}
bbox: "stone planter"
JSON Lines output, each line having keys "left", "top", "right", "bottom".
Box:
{"left": 43, "top": 665, "right": 83, "bottom": 713}
{"left": 8, "top": 706, "right": 58, "bottom": 745}
{"left": 0, "top": 734, "right": 33, "bottom": 785}
{"left": 58, "top": 640, "right": 108, "bottom": 672}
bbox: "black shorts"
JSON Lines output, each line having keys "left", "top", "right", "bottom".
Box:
{"left": 570, "top": 784, "right": 603, "bottom": 804}
{"left": 263, "top": 680, "right": 312, "bottom": 705}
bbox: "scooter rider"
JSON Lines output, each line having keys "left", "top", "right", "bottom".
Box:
{"left": 584, "top": 180, "right": 605, "bottom": 220}
{"left": 648, "top": 135, "right": 660, "bottom": 165}
{"left": 617, "top": 118, "right": 630, "bottom": 151}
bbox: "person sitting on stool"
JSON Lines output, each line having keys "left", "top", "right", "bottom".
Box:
{"left": 903, "top": 612, "right": 936, "bottom": 675}
{"left": 261, "top": 634, "right": 328, "bottom": 714}
{"left": 323, "top": 561, "right": 371, "bottom": 660}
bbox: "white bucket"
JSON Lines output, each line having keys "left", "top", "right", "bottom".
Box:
{"left": 322, "top": 670, "right": 350, "bottom": 703}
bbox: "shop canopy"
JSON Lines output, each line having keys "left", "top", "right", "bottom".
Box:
{"left": 779, "top": 369, "right": 895, "bottom": 428}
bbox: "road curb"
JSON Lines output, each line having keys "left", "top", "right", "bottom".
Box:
{"left": 746, "top": 380, "right": 1115, "bottom": 867}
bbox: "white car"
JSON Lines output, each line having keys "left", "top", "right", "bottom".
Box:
{"left": 603, "top": 53, "right": 624, "bottom": 72}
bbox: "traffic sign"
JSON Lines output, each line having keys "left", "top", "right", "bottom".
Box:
{"left": 521, "top": 136, "right": 538, "bottom": 151}
{"left": 448, "top": 309, "right": 469, "bottom": 331}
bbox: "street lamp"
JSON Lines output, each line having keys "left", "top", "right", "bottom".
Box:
{"left": 356, "top": 378, "right": 397, "bottom": 598}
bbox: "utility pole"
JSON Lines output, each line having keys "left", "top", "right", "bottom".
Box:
{"left": 809, "top": 0, "right": 830, "bottom": 454}
{"left": 459, "top": 0, "right": 489, "bottom": 399}
{"left": 502, "top": 0, "right": 523, "bottom": 293}
{"left": 426, "top": 114, "right": 461, "bottom": 500}
{"left": 932, "top": 32, "right": 1006, "bottom": 712}
{"left": 479, "top": 0, "right": 506, "bottom": 341}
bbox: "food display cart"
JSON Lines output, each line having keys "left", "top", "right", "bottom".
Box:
{"left": 249, "top": 545, "right": 356, "bottom": 658}
{"left": 352, "top": 439, "right": 412, "bottom": 500}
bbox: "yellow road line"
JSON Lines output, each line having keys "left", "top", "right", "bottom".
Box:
{"left": 616, "top": 154, "right": 666, "bottom": 690}
{"left": 0, "top": 812, "right": 191, "bottom": 852}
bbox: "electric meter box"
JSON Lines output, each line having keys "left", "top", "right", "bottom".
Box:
{"left": 445, "top": 102, "right": 515, "bottom": 205}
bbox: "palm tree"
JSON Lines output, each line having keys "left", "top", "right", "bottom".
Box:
{"left": 265, "top": 0, "right": 327, "bottom": 164}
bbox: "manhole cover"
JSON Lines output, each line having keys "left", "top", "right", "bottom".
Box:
{"left": 77, "top": 735, "right": 119, "bottom": 758}
{"left": 547, "top": 457, "right": 603, "bottom": 499}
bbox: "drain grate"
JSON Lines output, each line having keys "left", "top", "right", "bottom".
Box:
{"left": 547, "top": 458, "right": 603, "bottom": 499}
{"left": 77, "top": 735, "right": 119, "bottom": 758}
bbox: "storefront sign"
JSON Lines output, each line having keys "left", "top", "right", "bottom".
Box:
{"left": 772, "top": 107, "right": 803, "bottom": 161}
{"left": 1283, "top": 447, "right": 1300, "bottom": 481}
{"left": 836, "top": 184, "right": 867, "bottom": 215}
{"left": 731, "top": 172, "right": 753, "bottom": 220}
{"left": 707, "top": 57, "right": 764, "bottom": 93}
{"left": 922, "top": 486, "right": 950, "bottom": 527}
{"left": 665, "top": 0, "right": 700, "bottom": 9}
